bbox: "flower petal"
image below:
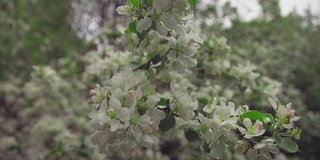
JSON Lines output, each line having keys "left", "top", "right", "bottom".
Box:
{"left": 141, "top": 134, "right": 154, "bottom": 148}
{"left": 156, "top": 22, "right": 167, "bottom": 36}
{"left": 243, "top": 118, "right": 252, "bottom": 129}
{"left": 160, "top": 14, "right": 184, "bottom": 35}
{"left": 268, "top": 97, "right": 277, "bottom": 110}
{"left": 136, "top": 17, "right": 152, "bottom": 33}
{"left": 153, "top": 0, "right": 168, "bottom": 12}
{"left": 247, "top": 148, "right": 258, "bottom": 160}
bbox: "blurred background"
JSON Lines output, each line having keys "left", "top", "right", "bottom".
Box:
{"left": 0, "top": 0, "right": 319, "bottom": 159}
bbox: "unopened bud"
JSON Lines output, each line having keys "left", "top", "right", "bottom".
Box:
{"left": 142, "top": 125, "right": 153, "bottom": 134}
{"left": 288, "top": 109, "right": 296, "bottom": 119}
{"left": 258, "top": 121, "right": 263, "bottom": 130}
{"left": 125, "top": 90, "right": 135, "bottom": 99}
{"left": 265, "top": 118, "right": 271, "bottom": 123}
{"left": 89, "top": 89, "right": 96, "bottom": 95}
{"left": 234, "top": 140, "right": 247, "bottom": 154}
{"left": 88, "top": 99, "right": 94, "bottom": 104}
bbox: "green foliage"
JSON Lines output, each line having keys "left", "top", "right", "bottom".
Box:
{"left": 159, "top": 112, "right": 176, "bottom": 132}
{"left": 262, "top": 113, "right": 275, "bottom": 123}
{"left": 241, "top": 110, "right": 264, "bottom": 122}
{"left": 145, "top": 0, "right": 153, "bottom": 6}
{"left": 128, "top": 0, "right": 140, "bottom": 7}
{"left": 157, "top": 98, "right": 169, "bottom": 106}
{"left": 0, "top": 0, "right": 96, "bottom": 159}
{"left": 274, "top": 132, "right": 299, "bottom": 153}
{"left": 125, "top": 21, "right": 138, "bottom": 33}
{"left": 184, "top": 129, "right": 200, "bottom": 142}
{"left": 0, "top": 0, "right": 87, "bottom": 80}
{"left": 188, "top": 0, "right": 197, "bottom": 7}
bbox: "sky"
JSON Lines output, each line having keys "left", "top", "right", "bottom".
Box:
{"left": 280, "top": 0, "right": 320, "bottom": 16}
{"left": 201, "top": 0, "right": 320, "bottom": 27}
{"left": 225, "top": 0, "right": 320, "bottom": 21}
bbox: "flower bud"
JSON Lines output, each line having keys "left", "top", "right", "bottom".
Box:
{"left": 125, "top": 90, "right": 135, "bottom": 99}
{"left": 142, "top": 125, "right": 153, "bottom": 134}
{"left": 258, "top": 121, "right": 263, "bottom": 130}
{"left": 234, "top": 140, "right": 247, "bottom": 154}
{"left": 87, "top": 99, "right": 94, "bottom": 104}
{"left": 89, "top": 89, "right": 96, "bottom": 95}
{"left": 288, "top": 109, "right": 296, "bottom": 119}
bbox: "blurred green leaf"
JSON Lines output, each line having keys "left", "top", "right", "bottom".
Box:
{"left": 125, "top": 21, "right": 138, "bottom": 33}
{"left": 159, "top": 112, "right": 176, "bottom": 132}
{"left": 274, "top": 131, "right": 282, "bottom": 144}
{"left": 188, "top": 0, "right": 197, "bottom": 7}
{"left": 137, "top": 30, "right": 148, "bottom": 39}
{"left": 279, "top": 138, "right": 299, "bottom": 153}
{"left": 145, "top": 0, "right": 153, "bottom": 6}
{"left": 157, "top": 98, "right": 167, "bottom": 106}
{"left": 128, "top": 0, "right": 140, "bottom": 7}
{"left": 184, "top": 129, "right": 200, "bottom": 142}
{"left": 263, "top": 113, "right": 275, "bottom": 123}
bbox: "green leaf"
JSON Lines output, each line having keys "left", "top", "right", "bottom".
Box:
{"left": 137, "top": 106, "right": 147, "bottom": 115}
{"left": 137, "top": 30, "right": 148, "bottom": 39}
{"left": 197, "top": 97, "right": 208, "bottom": 108}
{"left": 291, "top": 128, "right": 302, "bottom": 140}
{"left": 159, "top": 112, "right": 176, "bottom": 132}
{"left": 281, "top": 138, "right": 298, "bottom": 153}
{"left": 184, "top": 129, "right": 200, "bottom": 142}
{"left": 202, "top": 142, "right": 211, "bottom": 153}
{"left": 262, "top": 113, "right": 275, "bottom": 123}
{"left": 128, "top": 0, "right": 140, "bottom": 7}
{"left": 157, "top": 98, "right": 167, "bottom": 106}
{"left": 145, "top": 0, "right": 153, "bottom": 6}
{"left": 125, "top": 27, "right": 131, "bottom": 34}
{"left": 241, "top": 110, "right": 264, "bottom": 122}
{"left": 147, "top": 70, "right": 153, "bottom": 80}
{"left": 151, "top": 21, "right": 157, "bottom": 31}
{"left": 151, "top": 55, "right": 162, "bottom": 64}
{"left": 273, "top": 131, "right": 282, "bottom": 145}
{"left": 188, "top": 0, "right": 197, "bottom": 7}
{"left": 274, "top": 132, "right": 299, "bottom": 153}
{"left": 159, "top": 38, "right": 169, "bottom": 45}
{"left": 127, "top": 21, "right": 137, "bottom": 33}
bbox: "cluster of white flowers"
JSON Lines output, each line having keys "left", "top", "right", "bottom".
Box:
{"left": 197, "top": 100, "right": 240, "bottom": 158}
{"left": 169, "top": 83, "right": 197, "bottom": 121}
{"left": 234, "top": 138, "right": 280, "bottom": 160}
{"left": 269, "top": 98, "right": 301, "bottom": 129}
{"left": 230, "top": 61, "right": 260, "bottom": 88}
{"left": 87, "top": 1, "right": 302, "bottom": 159}
{"left": 88, "top": 69, "right": 166, "bottom": 155}
{"left": 82, "top": 48, "right": 132, "bottom": 84}
{"left": 230, "top": 98, "right": 301, "bottom": 160}
{"left": 89, "top": 76, "right": 301, "bottom": 159}
{"left": 193, "top": 35, "right": 286, "bottom": 108}
{"left": 117, "top": 0, "right": 203, "bottom": 73}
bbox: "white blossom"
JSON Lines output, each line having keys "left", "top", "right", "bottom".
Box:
{"left": 209, "top": 141, "right": 227, "bottom": 159}
{"left": 254, "top": 139, "right": 280, "bottom": 156}
{"left": 245, "top": 139, "right": 280, "bottom": 160}
{"left": 275, "top": 101, "right": 300, "bottom": 129}
{"left": 136, "top": 17, "right": 152, "bottom": 33}
{"left": 170, "top": 82, "right": 197, "bottom": 120}
{"left": 234, "top": 140, "right": 248, "bottom": 154}
{"left": 238, "top": 118, "right": 265, "bottom": 139}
